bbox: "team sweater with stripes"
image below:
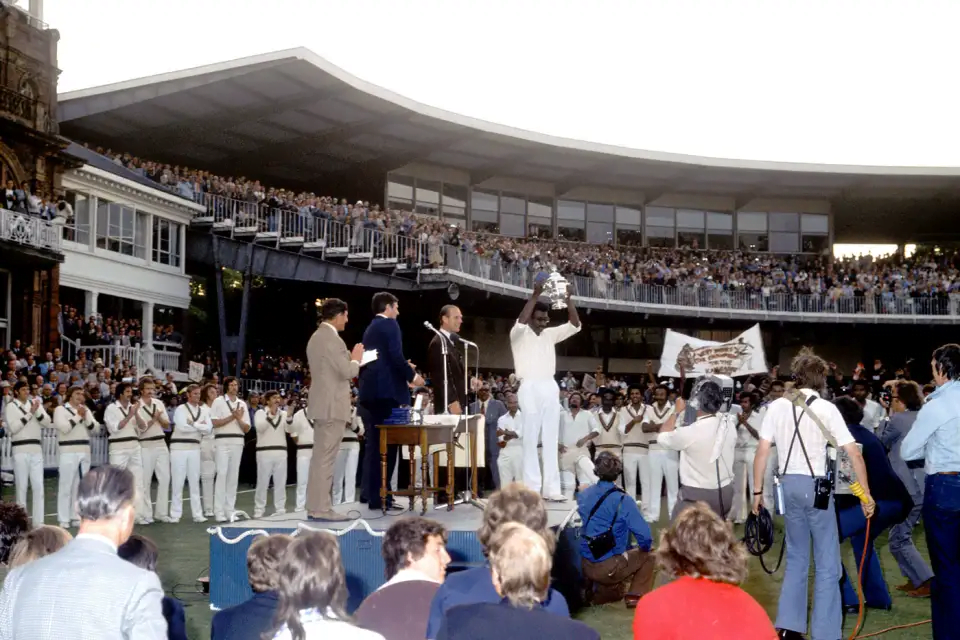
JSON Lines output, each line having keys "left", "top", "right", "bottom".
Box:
{"left": 3, "top": 398, "right": 50, "bottom": 455}
{"left": 286, "top": 409, "right": 315, "bottom": 452}
{"left": 170, "top": 403, "right": 213, "bottom": 451}
{"left": 104, "top": 401, "right": 141, "bottom": 451}
{"left": 254, "top": 408, "right": 288, "bottom": 452}
{"left": 53, "top": 403, "right": 101, "bottom": 453}
{"left": 210, "top": 395, "right": 249, "bottom": 446}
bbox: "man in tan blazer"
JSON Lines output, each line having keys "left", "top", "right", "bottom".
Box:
{"left": 305, "top": 298, "right": 364, "bottom": 521}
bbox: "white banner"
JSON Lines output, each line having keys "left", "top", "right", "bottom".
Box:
{"left": 188, "top": 361, "right": 204, "bottom": 382}
{"left": 658, "top": 324, "right": 767, "bottom": 378}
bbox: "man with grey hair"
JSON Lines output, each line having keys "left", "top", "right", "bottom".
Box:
{"left": 0, "top": 465, "right": 167, "bottom": 640}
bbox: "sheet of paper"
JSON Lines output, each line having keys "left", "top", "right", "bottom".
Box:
{"left": 360, "top": 349, "right": 378, "bottom": 366}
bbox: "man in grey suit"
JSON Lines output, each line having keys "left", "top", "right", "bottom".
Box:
{"left": 0, "top": 464, "right": 167, "bottom": 640}
{"left": 305, "top": 298, "right": 364, "bottom": 522}
{"left": 469, "top": 384, "right": 508, "bottom": 490}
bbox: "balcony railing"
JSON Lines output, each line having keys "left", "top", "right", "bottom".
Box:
{"left": 59, "top": 335, "right": 182, "bottom": 377}
{"left": 0, "top": 86, "right": 55, "bottom": 134}
{"left": 0, "top": 207, "right": 61, "bottom": 253}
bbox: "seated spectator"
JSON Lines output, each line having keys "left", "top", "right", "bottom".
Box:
{"left": 118, "top": 534, "right": 187, "bottom": 640}
{"left": 437, "top": 523, "right": 598, "bottom": 640}
{"left": 211, "top": 533, "right": 292, "bottom": 640}
{"left": 355, "top": 518, "right": 451, "bottom": 640}
{"left": 0, "top": 503, "right": 29, "bottom": 566}
{"left": 269, "top": 530, "right": 383, "bottom": 640}
{"left": 576, "top": 452, "right": 655, "bottom": 607}
{"left": 0, "top": 465, "right": 167, "bottom": 639}
{"left": 834, "top": 397, "right": 913, "bottom": 612}
{"left": 7, "top": 525, "right": 72, "bottom": 568}
{"left": 425, "top": 483, "right": 569, "bottom": 639}
{"left": 631, "top": 502, "right": 776, "bottom": 639}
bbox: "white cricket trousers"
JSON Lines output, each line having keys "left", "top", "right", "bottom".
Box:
{"left": 13, "top": 451, "right": 44, "bottom": 523}
{"left": 254, "top": 451, "right": 287, "bottom": 516}
{"left": 732, "top": 447, "right": 757, "bottom": 523}
{"left": 57, "top": 451, "right": 90, "bottom": 526}
{"left": 497, "top": 445, "right": 523, "bottom": 487}
{"left": 214, "top": 442, "right": 244, "bottom": 520}
{"left": 646, "top": 448, "right": 680, "bottom": 522}
{"left": 295, "top": 449, "right": 312, "bottom": 511}
{"left": 170, "top": 448, "right": 203, "bottom": 521}
{"left": 560, "top": 450, "right": 599, "bottom": 499}
{"left": 518, "top": 378, "right": 562, "bottom": 497}
{"left": 200, "top": 437, "right": 215, "bottom": 515}
{"left": 141, "top": 446, "right": 170, "bottom": 519}
{"left": 623, "top": 448, "right": 652, "bottom": 512}
{"left": 334, "top": 445, "right": 360, "bottom": 504}
{"left": 109, "top": 447, "right": 152, "bottom": 520}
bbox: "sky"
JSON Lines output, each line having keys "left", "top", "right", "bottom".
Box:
{"left": 26, "top": 0, "right": 960, "bottom": 167}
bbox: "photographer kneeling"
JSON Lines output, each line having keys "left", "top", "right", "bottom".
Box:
{"left": 577, "top": 452, "right": 655, "bottom": 608}
{"left": 834, "top": 397, "right": 913, "bottom": 613}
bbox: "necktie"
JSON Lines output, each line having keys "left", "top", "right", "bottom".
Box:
{"left": 481, "top": 402, "right": 486, "bottom": 415}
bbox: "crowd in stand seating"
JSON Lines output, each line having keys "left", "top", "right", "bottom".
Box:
{"left": 59, "top": 305, "right": 183, "bottom": 348}
{"left": 2, "top": 179, "right": 72, "bottom": 222}
{"left": 83, "top": 143, "right": 960, "bottom": 310}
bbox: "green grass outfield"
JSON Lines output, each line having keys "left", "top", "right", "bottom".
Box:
{"left": 3, "top": 479, "right": 935, "bottom": 639}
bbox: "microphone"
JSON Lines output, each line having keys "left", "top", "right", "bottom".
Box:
{"left": 423, "top": 321, "right": 442, "bottom": 336}
{"left": 459, "top": 337, "right": 478, "bottom": 348}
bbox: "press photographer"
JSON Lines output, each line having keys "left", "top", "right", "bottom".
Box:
{"left": 751, "top": 348, "right": 874, "bottom": 640}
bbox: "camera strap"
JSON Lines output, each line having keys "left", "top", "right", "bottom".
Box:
{"left": 781, "top": 395, "right": 818, "bottom": 478}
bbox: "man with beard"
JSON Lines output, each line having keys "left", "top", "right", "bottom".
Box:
{"left": 559, "top": 392, "right": 599, "bottom": 499}
{"left": 641, "top": 385, "right": 678, "bottom": 522}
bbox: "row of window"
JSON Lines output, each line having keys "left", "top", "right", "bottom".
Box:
{"left": 386, "top": 176, "right": 831, "bottom": 252}
{"left": 65, "top": 192, "right": 183, "bottom": 267}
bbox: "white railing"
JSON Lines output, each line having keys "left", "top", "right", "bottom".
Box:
{"left": 0, "top": 430, "right": 108, "bottom": 473}
{"left": 239, "top": 379, "right": 299, "bottom": 395}
{"left": 1, "top": 208, "right": 61, "bottom": 252}
{"left": 193, "top": 193, "right": 427, "bottom": 270}
{"left": 60, "top": 336, "right": 182, "bottom": 376}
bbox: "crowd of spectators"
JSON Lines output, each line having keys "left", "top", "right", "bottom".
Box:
{"left": 82, "top": 143, "right": 960, "bottom": 312}
{"left": 2, "top": 179, "right": 72, "bottom": 223}
{"left": 59, "top": 305, "right": 183, "bottom": 348}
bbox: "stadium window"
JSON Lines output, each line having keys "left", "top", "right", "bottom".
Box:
{"left": 801, "top": 213, "right": 829, "bottom": 253}
{"left": 527, "top": 198, "right": 553, "bottom": 239}
{"left": 645, "top": 206, "right": 676, "bottom": 248}
{"left": 152, "top": 217, "right": 182, "bottom": 267}
{"left": 441, "top": 184, "right": 467, "bottom": 221}
{"left": 471, "top": 189, "right": 499, "bottom": 233}
{"left": 414, "top": 180, "right": 440, "bottom": 217}
{"left": 801, "top": 213, "right": 829, "bottom": 234}
{"left": 737, "top": 212, "right": 768, "bottom": 251}
{"left": 615, "top": 206, "right": 641, "bottom": 247}
{"left": 676, "top": 209, "right": 705, "bottom": 249}
{"left": 586, "top": 203, "right": 614, "bottom": 244}
{"left": 387, "top": 174, "right": 414, "bottom": 210}
{"left": 96, "top": 199, "right": 146, "bottom": 258}
{"left": 64, "top": 190, "right": 90, "bottom": 245}
{"left": 768, "top": 212, "right": 800, "bottom": 232}
{"left": 557, "top": 200, "right": 586, "bottom": 241}
{"left": 706, "top": 211, "right": 733, "bottom": 250}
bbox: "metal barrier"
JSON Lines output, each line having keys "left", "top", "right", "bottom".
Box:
{"left": 60, "top": 336, "right": 182, "bottom": 376}
{"left": 0, "top": 430, "right": 109, "bottom": 474}
{"left": 1, "top": 207, "right": 61, "bottom": 252}
{"left": 239, "top": 379, "right": 300, "bottom": 395}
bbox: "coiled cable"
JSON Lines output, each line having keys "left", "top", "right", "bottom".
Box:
{"left": 743, "top": 505, "right": 786, "bottom": 574}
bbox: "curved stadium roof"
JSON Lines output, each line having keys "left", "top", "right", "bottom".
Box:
{"left": 57, "top": 47, "right": 960, "bottom": 208}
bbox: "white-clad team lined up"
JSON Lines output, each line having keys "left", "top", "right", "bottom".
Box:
{"left": 3, "top": 375, "right": 364, "bottom": 527}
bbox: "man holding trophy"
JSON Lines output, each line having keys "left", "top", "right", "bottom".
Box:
{"left": 510, "top": 271, "right": 581, "bottom": 501}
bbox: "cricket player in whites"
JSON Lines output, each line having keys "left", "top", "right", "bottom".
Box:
{"left": 509, "top": 276, "right": 580, "bottom": 501}
{"left": 138, "top": 377, "right": 172, "bottom": 523}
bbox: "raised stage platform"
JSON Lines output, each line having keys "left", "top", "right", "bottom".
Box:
{"left": 207, "top": 499, "right": 581, "bottom": 612}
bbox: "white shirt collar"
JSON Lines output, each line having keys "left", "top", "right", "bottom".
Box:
{"left": 440, "top": 328, "right": 452, "bottom": 339}
{"left": 75, "top": 532, "right": 118, "bottom": 553}
{"left": 377, "top": 567, "right": 441, "bottom": 591}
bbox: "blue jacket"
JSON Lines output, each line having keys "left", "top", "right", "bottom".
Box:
{"left": 576, "top": 481, "right": 652, "bottom": 562}
{"left": 163, "top": 596, "right": 187, "bottom": 640}
{"left": 210, "top": 591, "right": 279, "bottom": 640}
{"left": 358, "top": 315, "right": 415, "bottom": 406}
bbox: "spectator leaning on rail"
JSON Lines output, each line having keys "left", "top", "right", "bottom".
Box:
{"left": 876, "top": 380, "right": 934, "bottom": 598}
{"left": 751, "top": 348, "right": 874, "bottom": 640}
{"left": 900, "top": 343, "right": 960, "bottom": 639}
{"left": 576, "top": 451, "right": 654, "bottom": 608}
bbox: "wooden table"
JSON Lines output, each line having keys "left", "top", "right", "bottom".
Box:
{"left": 378, "top": 416, "right": 480, "bottom": 515}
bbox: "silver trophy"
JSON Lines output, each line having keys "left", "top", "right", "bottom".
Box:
{"left": 539, "top": 271, "right": 570, "bottom": 310}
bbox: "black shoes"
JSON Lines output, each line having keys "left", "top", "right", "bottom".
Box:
{"left": 776, "top": 630, "right": 806, "bottom": 640}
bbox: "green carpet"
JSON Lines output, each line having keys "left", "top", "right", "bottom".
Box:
{"left": 7, "top": 480, "right": 935, "bottom": 639}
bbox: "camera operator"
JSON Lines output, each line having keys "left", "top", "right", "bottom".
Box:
{"left": 656, "top": 378, "right": 737, "bottom": 521}
{"left": 751, "top": 348, "right": 874, "bottom": 640}
{"left": 833, "top": 397, "right": 912, "bottom": 613}
{"left": 877, "top": 380, "right": 933, "bottom": 597}
{"left": 901, "top": 343, "right": 960, "bottom": 638}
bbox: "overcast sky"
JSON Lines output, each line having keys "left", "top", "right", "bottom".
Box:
{"left": 31, "top": 0, "right": 960, "bottom": 167}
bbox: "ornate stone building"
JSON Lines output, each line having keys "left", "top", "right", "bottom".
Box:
{"left": 0, "top": 3, "right": 73, "bottom": 351}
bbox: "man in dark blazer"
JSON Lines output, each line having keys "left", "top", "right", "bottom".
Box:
{"left": 428, "top": 305, "right": 467, "bottom": 415}
{"left": 469, "top": 384, "right": 508, "bottom": 490}
{"left": 211, "top": 533, "right": 291, "bottom": 640}
{"left": 359, "top": 292, "right": 423, "bottom": 511}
